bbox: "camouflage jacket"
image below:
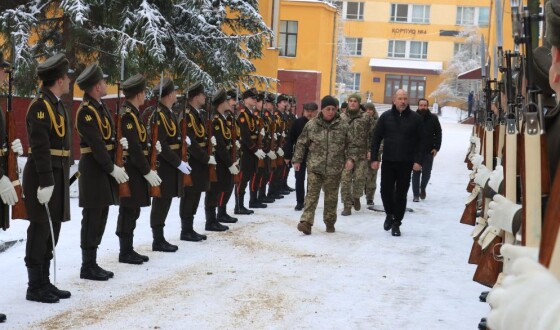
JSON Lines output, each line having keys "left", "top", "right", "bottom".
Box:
{"left": 293, "top": 112, "right": 352, "bottom": 176}
{"left": 340, "top": 110, "right": 376, "bottom": 161}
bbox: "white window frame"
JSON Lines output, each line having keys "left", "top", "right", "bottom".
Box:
{"left": 278, "top": 20, "right": 298, "bottom": 57}
{"left": 390, "top": 4, "right": 430, "bottom": 24}
{"left": 345, "top": 37, "right": 363, "bottom": 56}
{"left": 348, "top": 73, "right": 361, "bottom": 92}
{"left": 341, "top": 1, "right": 365, "bottom": 20}
{"left": 456, "top": 7, "right": 489, "bottom": 27}
{"left": 388, "top": 40, "right": 428, "bottom": 59}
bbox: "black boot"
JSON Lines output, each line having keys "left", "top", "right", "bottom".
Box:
{"left": 180, "top": 217, "right": 204, "bottom": 241}
{"left": 383, "top": 214, "right": 394, "bottom": 231}
{"left": 0, "top": 313, "right": 5, "bottom": 322}
{"left": 258, "top": 186, "right": 275, "bottom": 203}
{"left": 152, "top": 227, "right": 178, "bottom": 252}
{"left": 294, "top": 203, "right": 304, "bottom": 211}
{"left": 26, "top": 265, "right": 59, "bottom": 303}
{"left": 119, "top": 236, "right": 144, "bottom": 264}
{"left": 129, "top": 236, "right": 149, "bottom": 262}
{"left": 391, "top": 221, "right": 402, "bottom": 237}
{"left": 217, "top": 206, "right": 238, "bottom": 223}
{"left": 80, "top": 249, "right": 110, "bottom": 281}
{"left": 43, "top": 260, "right": 71, "bottom": 299}
{"left": 479, "top": 291, "right": 489, "bottom": 302}
{"left": 234, "top": 194, "right": 254, "bottom": 214}
{"left": 249, "top": 190, "right": 267, "bottom": 208}
{"left": 205, "top": 208, "right": 229, "bottom": 231}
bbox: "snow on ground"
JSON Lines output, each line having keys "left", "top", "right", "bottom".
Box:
{"left": 0, "top": 106, "right": 488, "bottom": 329}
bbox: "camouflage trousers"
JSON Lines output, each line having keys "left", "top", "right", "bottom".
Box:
{"left": 300, "top": 171, "right": 341, "bottom": 227}
{"left": 340, "top": 158, "right": 368, "bottom": 206}
{"left": 364, "top": 166, "right": 379, "bottom": 200}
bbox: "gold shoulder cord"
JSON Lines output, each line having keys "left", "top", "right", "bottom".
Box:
{"left": 218, "top": 118, "right": 231, "bottom": 139}
{"left": 41, "top": 99, "right": 66, "bottom": 138}
{"left": 188, "top": 113, "right": 206, "bottom": 138}
{"left": 125, "top": 109, "right": 147, "bottom": 142}
{"left": 75, "top": 103, "right": 112, "bottom": 140}
{"left": 241, "top": 111, "right": 255, "bottom": 131}
{"left": 158, "top": 111, "right": 177, "bottom": 137}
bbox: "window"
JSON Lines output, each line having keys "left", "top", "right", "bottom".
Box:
{"left": 348, "top": 73, "right": 361, "bottom": 92}
{"left": 279, "top": 20, "right": 298, "bottom": 57}
{"left": 390, "top": 4, "right": 430, "bottom": 24}
{"left": 345, "top": 2, "right": 364, "bottom": 20}
{"left": 456, "top": 7, "right": 490, "bottom": 27}
{"left": 346, "top": 37, "right": 363, "bottom": 56}
{"left": 388, "top": 40, "right": 428, "bottom": 59}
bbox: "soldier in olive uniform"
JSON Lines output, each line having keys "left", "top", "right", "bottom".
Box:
{"left": 150, "top": 78, "right": 189, "bottom": 251}
{"left": 117, "top": 74, "right": 162, "bottom": 263}
{"left": 363, "top": 102, "right": 380, "bottom": 206}
{"left": 235, "top": 88, "right": 266, "bottom": 214}
{"left": 179, "top": 82, "right": 214, "bottom": 241}
{"left": 76, "top": 64, "right": 125, "bottom": 280}
{"left": 293, "top": 96, "right": 354, "bottom": 235}
{"left": 23, "top": 54, "right": 73, "bottom": 303}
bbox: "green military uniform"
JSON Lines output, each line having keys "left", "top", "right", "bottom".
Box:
{"left": 364, "top": 108, "right": 381, "bottom": 204}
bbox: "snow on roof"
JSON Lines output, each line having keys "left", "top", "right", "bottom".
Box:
{"left": 369, "top": 58, "right": 443, "bottom": 72}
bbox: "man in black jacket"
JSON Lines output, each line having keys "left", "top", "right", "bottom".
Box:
{"left": 411, "top": 98, "right": 441, "bottom": 202}
{"left": 370, "top": 89, "right": 423, "bottom": 237}
{"left": 285, "top": 102, "right": 318, "bottom": 210}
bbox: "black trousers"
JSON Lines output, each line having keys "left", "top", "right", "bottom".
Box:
{"left": 412, "top": 153, "right": 434, "bottom": 197}
{"left": 116, "top": 206, "right": 141, "bottom": 237}
{"left": 295, "top": 162, "right": 307, "bottom": 204}
{"left": 271, "top": 163, "right": 285, "bottom": 192}
{"left": 81, "top": 206, "right": 110, "bottom": 249}
{"left": 150, "top": 197, "right": 173, "bottom": 228}
{"left": 238, "top": 169, "right": 255, "bottom": 197}
{"left": 25, "top": 219, "right": 61, "bottom": 266}
{"left": 219, "top": 184, "right": 234, "bottom": 207}
{"left": 180, "top": 190, "right": 202, "bottom": 220}
{"left": 380, "top": 161, "right": 413, "bottom": 222}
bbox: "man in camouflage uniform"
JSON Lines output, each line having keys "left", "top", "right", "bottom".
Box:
{"left": 293, "top": 96, "right": 354, "bottom": 235}
{"left": 363, "top": 102, "right": 380, "bottom": 206}
{"left": 340, "top": 94, "right": 376, "bottom": 216}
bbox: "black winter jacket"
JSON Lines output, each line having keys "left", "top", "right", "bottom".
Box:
{"left": 284, "top": 116, "right": 309, "bottom": 162}
{"left": 417, "top": 109, "right": 442, "bottom": 155}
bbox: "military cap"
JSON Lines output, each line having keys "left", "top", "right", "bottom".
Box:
{"left": 265, "top": 93, "right": 276, "bottom": 103}
{"left": 340, "top": 102, "right": 348, "bottom": 109}
{"left": 364, "top": 102, "right": 376, "bottom": 111}
{"left": 242, "top": 88, "right": 258, "bottom": 100}
{"left": 547, "top": 0, "right": 560, "bottom": 47}
{"left": 185, "top": 81, "right": 205, "bottom": 98}
{"left": 303, "top": 102, "right": 318, "bottom": 111}
{"left": 532, "top": 46, "right": 555, "bottom": 96}
{"left": 321, "top": 95, "right": 338, "bottom": 109}
{"left": 122, "top": 74, "right": 146, "bottom": 98}
{"left": 153, "top": 78, "right": 178, "bottom": 98}
{"left": 37, "top": 53, "right": 73, "bottom": 82}
{"left": 276, "top": 94, "right": 289, "bottom": 103}
{"left": 256, "top": 91, "right": 265, "bottom": 102}
{"left": 0, "top": 53, "right": 10, "bottom": 69}
{"left": 212, "top": 88, "right": 228, "bottom": 106}
{"left": 226, "top": 89, "right": 238, "bottom": 101}
{"left": 76, "top": 63, "right": 108, "bottom": 91}
{"left": 348, "top": 93, "right": 362, "bottom": 103}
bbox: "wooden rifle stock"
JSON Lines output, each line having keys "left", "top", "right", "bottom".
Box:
{"left": 256, "top": 116, "right": 265, "bottom": 169}
{"left": 181, "top": 115, "right": 193, "bottom": 187}
{"left": 275, "top": 119, "right": 285, "bottom": 167}
{"left": 460, "top": 197, "right": 477, "bottom": 226}
{"left": 269, "top": 119, "right": 277, "bottom": 170}
{"left": 539, "top": 163, "right": 560, "bottom": 270}
{"left": 466, "top": 179, "right": 475, "bottom": 193}
{"left": 149, "top": 113, "right": 161, "bottom": 197}
{"left": 230, "top": 117, "right": 241, "bottom": 184}
{"left": 473, "top": 235, "right": 503, "bottom": 287}
{"left": 115, "top": 112, "right": 131, "bottom": 198}
{"left": 468, "top": 237, "right": 482, "bottom": 265}
{"left": 206, "top": 119, "right": 218, "bottom": 182}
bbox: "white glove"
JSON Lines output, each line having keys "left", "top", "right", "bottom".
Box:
{"left": 488, "top": 194, "right": 522, "bottom": 234}
{"left": 474, "top": 166, "right": 492, "bottom": 187}
{"left": 208, "top": 155, "right": 217, "bottom": 165}
{"left": 267, "top": 151, "right": 277, "bottom": 160}
{"left": 470, "top": 154, "right": 484, "bottom": 169}
{"left": 277, "top": 148, "right": 284, "bottom": 157}
{"left": 11, "top": 139, "right": 23, "bottom": 156}
{"left": 119, "top": 137, "right": 128, "bottom": 150}
{"left": 235, "top": 140, "right": 241, "bottom": 149}
{"left": 488, "top": 165, "right": 504, "bottom": 193}
{"left": 260, "top": 128, "right": 266, "bottom": 137}
{"left": 478, "top": 225, "right": 502, "bottom": 249}
{"left": 228, "top": 164, "right": 240, "bottom": 175}
{"left": 211, "top": 136, "right": 217, "bottom": 146}
{"left": 144, "top": 170, "right": 162, "bottom": 187}
{"left": 254, "top": 149, "right": 266, "bottom": 159}
{"left": 0, "top": 175, "right": 17, "bottom": 205}
{"left": 275, "top": 133, "right": 280, "bottom": 139}
{"left": 110, "top": 165, "right": 129, "bottom": 184}
{"left": 282, "top": 132, "right": 286, "bottom": 138}
{"left": 155, "top": 140, "right": 162, "bottom": 153}
{"left": 177, "top": 161, "right": 192, "bottom": 174}
{"left": 471, "top": 216, "right": 487, "bottom": 238}
{"left": 185, "top": 136, "right": 191, "bottom": 146}
{"left": 37, "top": 185, "right": 54, "bottom": 205}
{"left": 500, "top": 244, "right": 539, "bottom": 276}
{"left": 487, "top": 258, "right": 560, "bottom": 330}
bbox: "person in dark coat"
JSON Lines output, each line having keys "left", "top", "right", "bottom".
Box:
{"left": 76, "top": 64, "right": 123, "bottom": 280}
{"left": 411, "top": 98, "right": 442, "bottom": 202}
{"left": 23, "top": 53, "right": 73, "bottom": 303}
{"left": 117, "top": 74, "right": 161, "bottom": 264}
{"left": 370, "top": 89, "right": 423, "bottom": 237}
{"left": 285, "top": 102, "right": 318, "bottom": 210}
{"left": 150, "top": 78, "right": 188, "bottom": 252}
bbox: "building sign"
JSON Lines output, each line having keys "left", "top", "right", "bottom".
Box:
{"left": 391, "top": 28, "right": 427, "bottom": 35}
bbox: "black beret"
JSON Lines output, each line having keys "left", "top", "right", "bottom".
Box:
{"left": 321, "top": 95, "right": 338, "bottom": 109}
{"left": 242, "top": 88, "right": 258, "bottom": 100}
{"left": 303, "top": 102, "right": 318, "bottom": 111}
{"left": 547, "top": 0, "right": 560, "bottom": 48}
{"left": 153, "top": 78, "right": 178, "bottom": 98}
{"left": 256, "top": 91, "right": 265, "bottom": 102}
{"left": 532, "top": 46, "right": 555, "bottom": 96}
{"left": 212, "top": 88, "right": 227, "bottom": 106}
{"left": 265, "top": 93, "right": 276, "bottom": 103}
{"left": 277, "top": 94, "right": 289, "bottom": 103}
{"left": 341, "top": 102, "right": 348, "bottom": 108}
{"left": 226, "top": 89, "right": 238, "bottom": 101}
{"left": 185, "top": 81, "right": 205, "bottom": 98}
{"left": 0, "top": 53, "right": 10, "bottom": 69}
{"left": 37, "top": 53, "right": 72, "bottom": 82}
{"left": 122, "top": 74, "right": 146, "bottom": 98}
{"left": 77, "top": 63, "right": 108, "bottom": 91}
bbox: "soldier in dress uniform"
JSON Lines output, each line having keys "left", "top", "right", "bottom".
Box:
{"left": 263, "top": 93, "right": 284, "bottom": 201}
{"left": 75, "top": 63, "right": 125, "bottom": 280}
{"left": 269, "top": 94, "right": 291, "bottom": 198}
{"left": 179, "top": 82, "right": 215, "bottom": 241}
{"left": 235, "top": 88, "right": 266, "bottom": 214}
{"left": 255, "top": 92, "right": 276, "bottom": 205}
{"left": 23, "top": 53, "right": 73, "bottom": 303}
{"left": 150, "top": 78, "right": 189, "bottom": 251}
{"left": 117, "top": 74, "right": 162, "bottom": 264}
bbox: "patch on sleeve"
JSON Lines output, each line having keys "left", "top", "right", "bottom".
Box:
{"left": 37, "top": 111, "right": 45, "bottom": 119}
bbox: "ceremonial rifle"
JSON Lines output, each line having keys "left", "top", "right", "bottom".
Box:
{"left": 148, "top": 72, "right": 163, "bottom": 198}
{"left": 256, "top": 110, "right": 265, "bottom": 169}
{"left": 181, "top": 84, "right": 193, "bottom": 187}
{"left": 230, "top": 111, "right": 241, "bottom": 184}
{"left": 206, "top": 99, "right": 218, "bottom": 183}
{"left": 115, "top": 55, "right": 131, "bottom": 198}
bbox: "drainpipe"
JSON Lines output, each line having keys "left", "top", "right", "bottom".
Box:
{"left": 329, "top": 8, "right": 337, "bottom": 95}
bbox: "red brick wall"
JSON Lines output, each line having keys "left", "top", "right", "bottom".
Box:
{"left": 277, "top": 70, "right": 321, "bottom": 117}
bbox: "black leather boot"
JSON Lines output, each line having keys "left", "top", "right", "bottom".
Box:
{"left": 180, "top": 217, "right": 204, "bottom": 241}
{"left": 249, "top": 190, "right": 267, "bottom": 208}
{"left": 152, "top": 227, "right": 178, "bottom": 252}
{"left": 205, "top": 208, "right": 229, "bottom": 231}
{"left": 0, "top": 313, "right": 5, "bottom": 322}
{"left": 383, "top": 214, "right": 394, "bottom": 231}
{"left": 26, "top": 265, "right": 59, "bottom": 303}
{"left": 234, "top": 194, "right": 254, "bottom": 214}
{"left": 391, "top": 221, "right": 402, "bottom": 237}
{"left": 43, "top": 260, "right": 71, "bottom": 298}
{"left": 217, "top": 206, "right": 238, "bottom": 223}
{"left": 80, "top": 249, "right": 110, "bottom": 281}
{"left": 119, "top": 236, "right": 144, "bottom": 264}
{"left": 258, "top": 186, "right": 274, "bottom": 203}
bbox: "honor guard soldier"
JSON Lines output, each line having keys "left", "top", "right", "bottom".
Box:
{"left": 269, "top": 94, "right": 290, "bottom": 198}
{"left": 23, "top": 53, "right": 73, "bottom": 303}
{"left": 254, "top": 92, "right": 275, "bottom": 205}
{"left": 204, "top": 89, "right": 240, "bottom": 231}
{"left": 179, "top": 82, "right": 214, "bottom": 241}
{"left": 150, "top": 78, "right": 186, "bottom": 252}
{"left": 235, "top": 88, "right": 266, "bottom": 214}
{"left": 117, "top": 74, "right": 161, "bottom": 263}
{"left": 76, "top": 64, "right": 123, "bottom": 280}
{"left": 263, "top": 93, "right": 283, "bottom": 201}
